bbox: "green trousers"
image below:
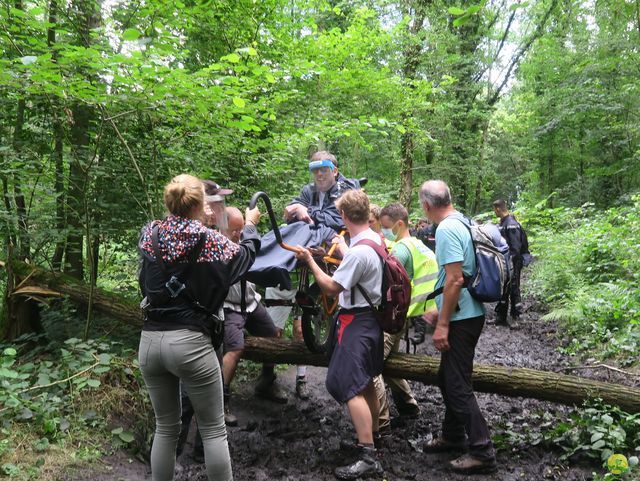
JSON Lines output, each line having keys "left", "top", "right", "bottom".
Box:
{"left": 139, "top": 329, "right": 232, "bottom": 481}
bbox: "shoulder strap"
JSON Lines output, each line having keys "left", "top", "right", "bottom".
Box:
{"left": 150, "top": 224, "right": 210, "bottom": 311}
{"left": 350, "top": 237, "right": 386, "bottom": 309}
{"left": 151, "top": 224, "right": 167, "bottom": 274}
{"left": 353, "top": 237, "right": 388, "bottom": 260}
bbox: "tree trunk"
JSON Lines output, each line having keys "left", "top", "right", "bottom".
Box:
{"left": 48, "top": 0, "right": 66, "bottom": 272}
{"left": 3, "top": 259, "right": 640, "bottom": 413}
{"left": 241, "top": 337, "right": 640, "bottom": 414}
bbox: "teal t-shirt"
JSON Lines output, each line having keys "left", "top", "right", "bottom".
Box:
{"left": 434, "top": 213, "right": 485, "bottom": 321}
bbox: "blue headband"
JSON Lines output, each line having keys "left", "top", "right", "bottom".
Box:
{"left": 309, "top": 159, "right": 335, "bottom": 171}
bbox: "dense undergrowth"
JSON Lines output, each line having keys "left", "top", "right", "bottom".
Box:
{"left": 0, "top": 334, "right": 153, "bottom": 480}
{"left": 503, "top": 195, "right": 640, "bottom": 478}
{"left": 521, "top": 195, "right": 640, "bottom": 368}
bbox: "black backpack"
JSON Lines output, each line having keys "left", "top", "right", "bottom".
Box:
{"left": 146, "top": 225, "right": 224, "bottom": 349}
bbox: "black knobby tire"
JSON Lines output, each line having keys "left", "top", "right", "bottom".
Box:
{"left": 301, "top": 302, "right": 334, "bottom": 354}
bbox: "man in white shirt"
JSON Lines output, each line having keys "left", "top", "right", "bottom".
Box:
{"left": 296, "top": 189, "right": 384, "bottom": 480}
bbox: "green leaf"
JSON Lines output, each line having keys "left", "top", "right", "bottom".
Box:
{"left": 453, "top": 15, "right": 472, "bottom": 27}
{"left": 591, "top": 432, "right": 604, "bottom": 443}
{"left": 467, "top": 5, "right": 481, "bottom": 14}
{"left": 448, "top": 7, "right": 466, "bottom": 15}
{"left": 2, "top": 348, "right": 16, "bottom": 357}
{"left": 265, "top": 73, "right": 276, "bottom": 83}
{"left": 592, "top": 439, "right": 606, "bottom": 449}
{"left": 98, "top": 353, "right": 112, "bottom": 365}
{"left": 122, "top": 28, "right": 141, "bottom": 41}
{"left": 225, "top": 53, "right": 241, "bottom": 64}
{"left": 87, "top": 379, "right": 101, "bottom": 388}
{"left": 232, "top": 97, "right": 246, "bottom": 108}
{"left": 118, "top": 431, "right": 135, "bottom": 443}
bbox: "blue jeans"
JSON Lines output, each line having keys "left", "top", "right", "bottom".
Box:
{"left": 139, "top": 329, "right": 232, "bottom": 481}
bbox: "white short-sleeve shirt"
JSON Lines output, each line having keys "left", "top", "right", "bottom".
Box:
{"left": 332, "top": 228, "right": 383, "bottom": 308}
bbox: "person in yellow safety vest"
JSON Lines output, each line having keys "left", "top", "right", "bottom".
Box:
{"left": 373, "top": 202, "right": 439, "bottom": 431}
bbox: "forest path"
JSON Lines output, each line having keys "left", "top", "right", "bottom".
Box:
{"left": 69, "top": 298, "right": 603, "bottom": 481}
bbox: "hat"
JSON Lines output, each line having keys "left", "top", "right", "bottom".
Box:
{"left": 202, "top": 179, "right": 233, "bottom": 197}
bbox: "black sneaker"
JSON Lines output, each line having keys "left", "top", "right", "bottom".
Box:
{"left": 334, "top": 446, "right": 383, "bottom": 480}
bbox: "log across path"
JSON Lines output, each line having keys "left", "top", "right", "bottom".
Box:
{"left": 243, "top": 337, "right": 640, "bottom": 413}
{"left": 4, "top": 259, "right": 640, "bottom": 413}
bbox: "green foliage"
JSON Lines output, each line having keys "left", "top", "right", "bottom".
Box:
{"left": 546, "top": 401, "right": 640, "bottom": 464}
{"left": 0, "top": 335, "right": 151, "bottom": 479}
{"left": 521, "top": 196, "right": 640, "bottom": 364}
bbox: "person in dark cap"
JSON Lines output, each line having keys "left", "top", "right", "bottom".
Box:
{"left": 202, "top": 180, "right": 234, "bottom": 230}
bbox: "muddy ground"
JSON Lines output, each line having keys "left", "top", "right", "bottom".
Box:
{"left": 70, "top": 299, "right": 623, "bottom": 481}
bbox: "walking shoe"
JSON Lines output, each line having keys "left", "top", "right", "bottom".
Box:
{"left": 295, "top": 375, "right": 310, "bottom": 400}
{"left": 334, "top": 445, "right": 383, "bottom": 480}
{"left": 423, "top": 437, "right": 467, "bottom": 453}
{"left": 449, "top": 453, "right": 497, "bottom": 474}
{"left": 255, "top": 374, "right": 288, "bottom": 404}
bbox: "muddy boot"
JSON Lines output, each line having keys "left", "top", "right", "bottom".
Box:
{"left": 334, "top": 444, "right": 383, "bottom": 480}
{"left": 223, "top": 386, "right": 238, "bottom": 427}
{"left": 295, "top": 375, "right": 310, "bottom": 400}
{"left": 255, "top": 373, "right": 288, "bottom": 404}
{"left": 410, "top": 316, "right": 427, "bottom": 346}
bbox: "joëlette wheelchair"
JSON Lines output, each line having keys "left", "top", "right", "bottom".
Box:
{"left": 249, "top": 191, "right": 346, "bottom": 354}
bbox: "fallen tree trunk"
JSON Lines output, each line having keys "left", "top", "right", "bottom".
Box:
{"left": 4, "top": 259, "right": 640, "bottom": 413}
{"left": 242, "top": 337, "right": 640, "bottom": 413}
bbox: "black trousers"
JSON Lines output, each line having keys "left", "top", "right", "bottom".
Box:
{"left": 438, "top": 315, "right": 494, "bottom": 460}
{"left": 496, "top": 255, "right": 523, "bottom": 320}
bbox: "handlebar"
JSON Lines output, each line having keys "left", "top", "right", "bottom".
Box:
{"left": 248, "top": 191, "right": 302, "bottom": 254}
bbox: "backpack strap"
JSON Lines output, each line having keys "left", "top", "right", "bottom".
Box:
{"left": 350, "top": 237, "right": 386, "bottom": 309}
{"left": 150, "top": 224, "right": 207, "bottom": 305}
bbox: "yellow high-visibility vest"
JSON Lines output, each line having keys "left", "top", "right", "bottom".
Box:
{"left": 397, "top": 237, "right": 438, "bottom": 317}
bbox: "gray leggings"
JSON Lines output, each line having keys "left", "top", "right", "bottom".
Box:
{"left": 139, "top": 329, "right": 232, "bottom": 481}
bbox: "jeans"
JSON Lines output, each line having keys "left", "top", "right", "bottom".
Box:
{"left": 139, "top": 329, "right": 232, "bottom": 481}
{"left": 438, "top": 316, "right": 495, "bottom": 461}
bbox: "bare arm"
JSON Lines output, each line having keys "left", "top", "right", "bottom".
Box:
{"left": 296, "top": 248, "right": 344, "bottom": 296}
{"left": 432, "top": 261, "right": 465, "bottom": 352}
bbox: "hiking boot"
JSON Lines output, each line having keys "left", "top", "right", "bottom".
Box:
{"left": 334, "top": 445, "right": 383, "bottom": 480}
{"left": 449, "top": 453, "right": 497, "bottom": 474}
{"left": 255, "top": 374, "right": 288, "bottom": 404}
{"left": 295, "top": 375, "right": 310, "bottom": 400}
{"left": 423, "top": 437, "right": 467, "bottom": 453}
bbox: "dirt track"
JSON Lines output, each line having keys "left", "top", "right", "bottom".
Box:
{"left": 70, "top": 300, "right": 606, "bottom": 481}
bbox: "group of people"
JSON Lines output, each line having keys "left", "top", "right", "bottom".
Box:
{"left": 137, "top": 151, "right": 529, "bottom": 480}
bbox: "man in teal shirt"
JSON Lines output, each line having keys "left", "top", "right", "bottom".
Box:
{"left": 419, "top": 180, "right": 497, "bottom": 475}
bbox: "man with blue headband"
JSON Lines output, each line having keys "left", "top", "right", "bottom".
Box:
{"left": 283, "top": 150, "right": 356, "bottom": 231}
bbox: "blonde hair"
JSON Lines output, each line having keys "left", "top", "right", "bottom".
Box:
{"left": 335, "top": 189, "right": 370, "bottom": 225}
{"left": 163, "top": 174, "right": 204, "bottom": 218}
